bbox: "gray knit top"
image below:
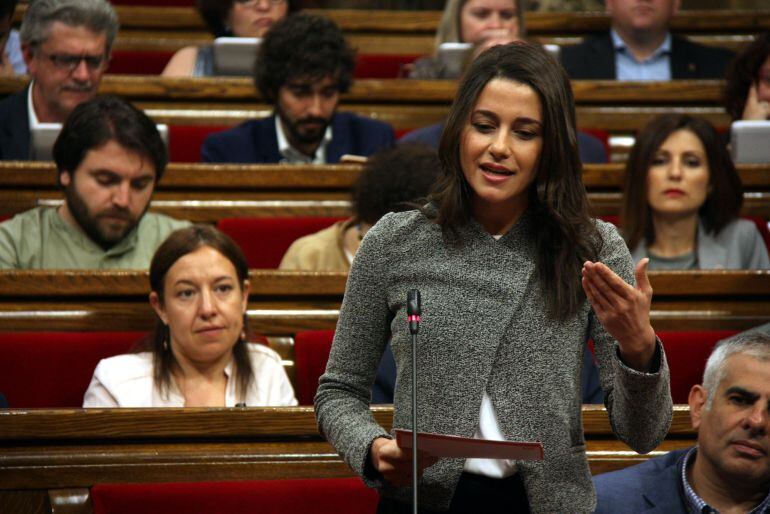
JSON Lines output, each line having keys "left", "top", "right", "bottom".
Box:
{"left": 314, "top": 208, "right": 672, "bottom": 513}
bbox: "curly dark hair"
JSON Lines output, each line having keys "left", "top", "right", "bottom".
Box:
{"left": 254, "top": 13, "right": 356, "bottom": 102}
{"left": 196, "top": 0, "right": 300, "bottom": 38}
{"left": 352, "top": 144, "right": 441, "bottom": 226}
{"left": 724, "top": 33, "right": 770, "bottom": 121}
{"left": 621, "top": 114, "right": 743, "bottom": 250}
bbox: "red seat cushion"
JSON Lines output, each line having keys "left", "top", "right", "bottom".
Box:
{"left": 218, "top": 216, "right": 346, "bottom": 269}
{"left": 91, "top": 478, "right": 378, "bottom": 514}
{"left": 168, "top": 125, "right": 230, "bottom": 163}
{"left": 0, "top": 332, "right": 146, "bottom": 408}
{"left": 658, "top": 330, "right": 738, "bottom": 403}
{"left": 294, "top": 329, "right": 335, "bottom": 405}
{"left": 108, "top": 50, "right": 174, "bottom": 75}
{"left": 354, "top": 54, "right": 421, "bottom": 79}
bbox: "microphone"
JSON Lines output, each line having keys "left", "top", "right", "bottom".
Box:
{"left": 407, "top": 289, "right": 421, "bottom": 335}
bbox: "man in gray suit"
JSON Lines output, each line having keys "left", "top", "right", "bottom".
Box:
{"left": 593, "top": 332, "right": 770, "bottom": 513}
{"left": 0, "top": 0, "right": 118, "bottom": 160}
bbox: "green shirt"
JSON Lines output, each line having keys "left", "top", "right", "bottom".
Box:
{"left": 0, "top": 207, "right": 191, "bottom": 269}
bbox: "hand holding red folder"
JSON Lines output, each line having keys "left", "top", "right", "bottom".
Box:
{"left": 370, "top": 436, "right": 439, "bottom": 487}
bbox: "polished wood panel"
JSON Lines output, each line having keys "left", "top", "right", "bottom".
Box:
{"left": 0, "top": 77, "right": 728, "bottom": 104}
{"left": 2, "top": 163, "right": 768, "bottom": 220}
{"left": 0, "top": 270, "right": 766, "bottom": 332}
{"left": 15, "top": 7, "right": 768, "bottom": 35}
{"left": 0, "top": 406, "right": 695, "bottom": 486}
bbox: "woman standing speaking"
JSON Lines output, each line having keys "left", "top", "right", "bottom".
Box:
{"left": 315, "top": 42, "right": 672, "bottom": 514}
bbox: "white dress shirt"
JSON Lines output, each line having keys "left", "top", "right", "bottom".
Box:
{"left": 83, "top": 343, "right": 298, "bottom": 407}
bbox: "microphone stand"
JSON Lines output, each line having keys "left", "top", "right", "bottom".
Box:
{"left": 407, "top": 290, "right": 421, "bottom": 514}
{"left": 411, "top": 326, "right": 418, "bottom": 514}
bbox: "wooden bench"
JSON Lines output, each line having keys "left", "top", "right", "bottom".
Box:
{"left": 0, "top": 406, "right": 698, "bottom": 514}
{"left": 1, "top": 162, "right": 768, "bottom": 221}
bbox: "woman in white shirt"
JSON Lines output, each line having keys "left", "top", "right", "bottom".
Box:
{"left": 83, "top": 225, "right": 297, "bottom": 407}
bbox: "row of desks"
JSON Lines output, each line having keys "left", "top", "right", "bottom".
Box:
{"left": 0, "top": 77, "right": 735, "bottom": 138}
{"left": 12, "top": 6, "right": 769, "bottom": 54}
{"left": 2, "top": 162, "right": 769, "bottom": 221}
{"left": 1, "top": 269, "right": 768, "bottom": 333}
{"left": 0, "top": 406, "right": 697, "bottom": 514}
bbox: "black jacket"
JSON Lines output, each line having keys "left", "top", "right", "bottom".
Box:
{"left": 560, "top": 33, "right": 734, "bottom": 80}
{"left": 0, "top": 86, "right": 30, "bottom": 161}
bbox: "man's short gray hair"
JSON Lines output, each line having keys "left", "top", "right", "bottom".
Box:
{"left": 702, "top": 332, "right": 770, "bottom": 408}
{"left": 19, "top": 0, "right": 119, "bottom": 53}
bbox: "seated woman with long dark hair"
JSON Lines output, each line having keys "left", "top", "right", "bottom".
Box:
{"left": 83, "top": 225, "right": 297, "bottom": 407}
{"left": 622, "top": 113, "right": 769, "bottom": 270}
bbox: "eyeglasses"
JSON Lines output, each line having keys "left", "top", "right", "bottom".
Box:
{"left": 233, "top": 0, "right": 286, "bottom": 6}
{"left": 40, "top": 52, "right": 107, "bottom": 73}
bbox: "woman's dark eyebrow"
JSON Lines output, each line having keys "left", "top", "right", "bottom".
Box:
{"left": 472, "top": 109, "right": 499, "bottom": 122}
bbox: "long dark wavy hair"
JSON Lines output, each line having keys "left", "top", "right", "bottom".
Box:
{"left": 145, "top": 225, "right": 254, "bottom": 401}
{"left": 724, "top": 33, "right": 770, "bottom": 121}
{"left": 430, "top": 42, "right": 601, "bottom": 320}
{"left": 621, "top": 114, "right": 743, "bottom": 250}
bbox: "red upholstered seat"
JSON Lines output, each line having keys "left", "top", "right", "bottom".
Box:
{"left": 108, "top": 50, "right": 174, "bottom": 75}
{"left": 658, "top": 330, "right": 738, "bottom": 403}
{"left": 354, "top": 54, "right": 421, "bottom": 79}
{"left": 294, "top": 329, "right": 335, "bottom": 405}
{"left": 0, "top": 331, "right": 146, "bottom": 408}
{"left": 168, "top": 125, "right": 230, "bottom": 163}
{"left": 217, "top": 216, "right": 347, "bottom": 269}
{"left": 91, "top": 478, "right": 378, "bottom": 514}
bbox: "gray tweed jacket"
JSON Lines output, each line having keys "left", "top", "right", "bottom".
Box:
{"left": 314, "top": 209, "right": 672, "bottom": 513}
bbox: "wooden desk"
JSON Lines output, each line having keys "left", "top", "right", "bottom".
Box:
{"left": 12, "top": 6, "right": 766, "bottom": 54}
{"left": 0, "top": 77, "right": 733, "bottom": 134}
{"left": 0, "top": 269, "right": 767, "bottom": 333}
{"left": 0, "top": 406, "right": 696, "bottom": 514}
{"left": 2, "top": 162, "right": 768, "bottom": 221}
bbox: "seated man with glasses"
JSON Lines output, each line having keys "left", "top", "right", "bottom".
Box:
{"left": 0, "top": 0, "right": 118, "bottom": 160}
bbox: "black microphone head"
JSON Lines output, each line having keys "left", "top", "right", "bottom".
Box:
{"left": 407, "top": 289, "right": 421, "bottom": 316}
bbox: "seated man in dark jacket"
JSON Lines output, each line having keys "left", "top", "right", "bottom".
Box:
{"left": 201, "top": 13, "right": 394, "bottom": 164}
{"left": 560, "top": 0, "right": 733, "bottom": 80}
{"left": 593, "top": 332, "right": 770, "bottom": 513}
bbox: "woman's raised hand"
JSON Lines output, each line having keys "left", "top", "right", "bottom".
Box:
{"left": 581, "top": 258, "right": 657, "bottom": 372}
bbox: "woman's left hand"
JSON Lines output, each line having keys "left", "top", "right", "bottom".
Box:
{"left": 582, "top": 258, "right": 657, "bottom": 372}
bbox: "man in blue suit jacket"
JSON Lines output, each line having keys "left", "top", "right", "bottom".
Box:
{"left": 201, "top": 14, "right": 394, "bottom": 164}
{"left": 593, "top": 332, "right": 770, "bottom": 514}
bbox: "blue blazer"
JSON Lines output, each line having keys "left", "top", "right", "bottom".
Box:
{"left": 200, "top": 112, "right": 395, "bottom": 164}
{"left": 560, "top": 33, "right": 734, "bottom": 80}
{"left": 593, "top": 448, "right": 690, "bottom": 514}
{"left": 0, "top": 87, "right": 31, "bottom": 161}
{"left": 399, "top": 120, "right": 609, "bottom": 164}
